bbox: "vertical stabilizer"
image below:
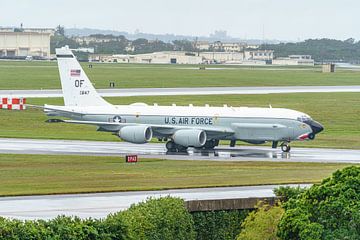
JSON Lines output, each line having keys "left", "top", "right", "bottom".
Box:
{"left": 56, "top": 46, "right": 109, "bottom": 106}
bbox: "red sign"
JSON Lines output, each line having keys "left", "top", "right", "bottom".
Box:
{"left": 126, "top": 155, "right": 138, "bottom": 163}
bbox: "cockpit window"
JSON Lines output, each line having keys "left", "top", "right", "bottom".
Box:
{"left": 297, "top": 115, "right": 312, "bottom": 122}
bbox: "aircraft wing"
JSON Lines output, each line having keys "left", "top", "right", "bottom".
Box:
{"left": 61, "top": 120, "right": 234, "bottom": 138}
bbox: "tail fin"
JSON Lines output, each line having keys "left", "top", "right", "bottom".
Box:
{"left": 55, "top": 46, "right": 109, "bottom": 106}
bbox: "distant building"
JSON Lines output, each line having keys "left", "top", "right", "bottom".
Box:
{"left": 74, "top": 47, "right": 94, "bottom": 53}
{"left": 199, "top": 52, "right": 244, "bottom": 63}
{"left": 74, "top": 35, "right": 125, "bottom": 44}
{"left": 91, "top": 49, "right": 273, "bottom": 65}
{"left": 0, "top": 28, "right": 54, "bottom": 58}
{"left": 272, "top": 55, "right": 314, "bottom": 66}
{"left": 244, "top": 50, "right": 274, "bottom": 62}
{"left": 94, "top": 51, "right": 203, "bottom": 64}
{"left": 194, "top": 41, "right": 210, "bottom": 51}
{"left": 246, "top": 44, "right": 260, "bottom": 49}
{"left": 194, "top": 41, "right": 258, "bottom": 52}
{"left": 222, "top": 42, "right": 245, "bottom": 52}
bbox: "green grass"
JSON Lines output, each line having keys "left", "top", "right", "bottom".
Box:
{"left": 0, "top": 154, "right": 352, "bottom": 196}
{"left": 0, "top": 92, "right": 359, "bottom": 149}
{"left": 0, "top": 61, "right": 360, "bottom": 89}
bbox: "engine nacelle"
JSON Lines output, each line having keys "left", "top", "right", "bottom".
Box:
{"left": 173, "top": 129, "right": 207, "bottom": 147}
{"left": 118, "top": 126, "right": 153, "bottom": 144}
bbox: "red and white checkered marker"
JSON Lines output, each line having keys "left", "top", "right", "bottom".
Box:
{"left": 0, "top": 97, "right": 26, "bottom": 110}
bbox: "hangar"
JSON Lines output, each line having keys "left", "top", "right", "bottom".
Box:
{"left": 0, "top": 28, "right": 54, "bottom": 58}
{"left": 93, "top": 50, "right": 274, "bottom": 65}
{"left": 95, "top": 51, "right": 203, "bottom": 64}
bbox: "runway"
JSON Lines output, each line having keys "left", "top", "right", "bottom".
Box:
{"left": 1, "top": 85, "right": 360, "bottom": 98}
{"left": 0, "top": 184, "right": 309, "bottom": 220}
{"left": 0, "top": 138, "right": 359, "bottom": 164}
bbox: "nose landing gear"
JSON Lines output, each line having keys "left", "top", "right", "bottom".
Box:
{"left": 280, "top": 142, "right": 291, "bottom": 152}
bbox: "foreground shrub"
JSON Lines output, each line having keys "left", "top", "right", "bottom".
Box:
{"left": 120, "top": 196, "right": 195, "bottom": 240}
{"left": 237, "top": 202, "right": 284, "bottom": 240}
{"left": 191, "top": 209, "right": 249, "bottom": 240}
{"left": 278, "top": 166, "right": 360, "bottom": 240}
{"left": 0, "top": 217, "right": 48, "bottom": 239}
{"left": 0, "top": 215, "right": 128, "bottom": 240}
{"left": 273, "top": 186, "right": 306, "bottom": 202}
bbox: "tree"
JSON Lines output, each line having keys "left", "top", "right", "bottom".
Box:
{"left": 120, "top": 196, "right": 195, "bottom": 240}
{"left": 56, "top": 25, "right": 65, "bottom": 36}
{"left": 173, "top": 40, "right": 195, "bottom": 51}
{"left": 192, "top": 210, "right": 249, "bottom": 240}
{"left": 274, "top": 186, "right": 306, "bottom": 202}
{"left": 278, "top": 166, "right": 360, "bottom": 240}
{"left": 260, "top": 38, "right": 360, "bottom": 62}
{"left": 237, "top": 202, "right": 284, "bottom": 240}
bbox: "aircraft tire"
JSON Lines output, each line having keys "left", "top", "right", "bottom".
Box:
{"left": 198, "top": 139, "right": 219, "bottom": 150}
{"left": 166, "top": 141, "right": 177, "bottom": 152}
{"left": 166, "top": 141, "right": 188, "bottom": 152}
{"left": 281, "top": 144, "right": 291, "bottom": 153}
{"left": 177, "top": 145, "right": 188, "bottom": 152}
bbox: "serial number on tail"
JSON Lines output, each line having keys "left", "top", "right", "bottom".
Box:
{"left": 164, "top": 117, "right": 213, "bottom": 125}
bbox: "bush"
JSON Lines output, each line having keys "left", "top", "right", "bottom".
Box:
{"left": 120, "top": 196, "right": 195, "bottom": 240}
{"left": 0, "top": 217, "right": 49, "bottom": 240}
{"left": 237, "top": 202, "right": 284, "bottom": 240}
{"left": 278, "top": 166, "right": 360, "bottom": 240}
{"left": 45, "top": 216, "right": 120, "bottom": 240}
{"left": 0, "top": 215, "right": 128, "bottom": 240}
{"left": 191, "top": 209, "right": 249, "bottom": 240}
{"left": 274, "top": 186, "right": 306, "bottom": 202}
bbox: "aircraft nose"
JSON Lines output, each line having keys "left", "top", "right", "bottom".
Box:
{"left": 306, "top": 120, "right": 324, "bottom": 134}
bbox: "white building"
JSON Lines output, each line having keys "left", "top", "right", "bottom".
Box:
{"left": 194, "top": 41, "right": 210, "bottom": 51}
{"left": 222, "top": 42, "right": 245, "bottom": 52}
{"left": 199, "top": 52, "right": 244, "bottom": 63}
{"left": 244, "top": 50, "right": 274, "bottom": 61}
{"left": 273, "top": 55, "right": 314, "bottom": 66}
{"left": 0, "top": 28, "right": 54, "bottom": 58}
{"left": 96, "top": 51, "right": 203, "bottom": 64}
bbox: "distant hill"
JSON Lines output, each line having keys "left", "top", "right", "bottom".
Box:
{"left": 260, "top": 38, "right": 360, "bottom": 62}
{"left": 64, "top": 27, "right": 280, "bottom": 44}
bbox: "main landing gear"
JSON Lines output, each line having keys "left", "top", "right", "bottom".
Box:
{"left": 196, "top": 139, "right": 219, "bottom": 150}
{"left": 280, "top": 142, "right": 291, "bottom": 153}
{"left": 165, "top": 141, "right": 188, "bottom": 152}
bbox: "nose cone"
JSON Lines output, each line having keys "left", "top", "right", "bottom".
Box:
{"left": 306, "top": 120, "right": 324, "bottom": 134}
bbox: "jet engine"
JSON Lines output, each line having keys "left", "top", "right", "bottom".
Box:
{"left": 118, "top": 126, "right": 153, "bottom": 144}
{"left": 173, "top": 129, "right": 206, "bottom": 147}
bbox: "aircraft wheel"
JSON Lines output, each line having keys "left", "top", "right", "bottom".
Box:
{"left": 166, "top": 141, "right": 188, "bottom": 152}
{"left": 308, "top": 133, "right": 315, "bottom": 140}
{"left": 166, "top": 141, "right": 177, "bottom": 152}
{"left": 177, "top": 145, "right": 188, "bottom": 152}
{"left": 202, "top": 139, "right": 219, "bottom": 150}
{"left": 281, "top": 144, "right": 291, "bottom": 153}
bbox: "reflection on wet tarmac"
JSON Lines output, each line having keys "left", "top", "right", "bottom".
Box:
{"left": 166, "top": 147, "right": 283, "bottom": 159}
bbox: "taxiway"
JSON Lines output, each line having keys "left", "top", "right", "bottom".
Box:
{"left": 0, "top": 184, "right": 309, "bottom": 220}
{"left": 1, "top": 85, "right": 360, "bottom": 98}
{"left": 0, "top": 138, "right": 359, "bottom": 164}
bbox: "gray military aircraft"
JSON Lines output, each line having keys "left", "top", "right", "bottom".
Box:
{"left": 43, "top": 46, "right": 324, "bottom": 153}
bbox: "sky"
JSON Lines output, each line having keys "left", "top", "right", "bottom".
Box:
{"left": 1, "top": 0, "right": 359, "bottom": 41}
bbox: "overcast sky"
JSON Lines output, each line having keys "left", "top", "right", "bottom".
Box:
{"left": 1, "top": 0, "right": 359, "bottom": 41}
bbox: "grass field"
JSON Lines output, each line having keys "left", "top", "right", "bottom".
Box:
{"left": 0, "top": 61, "right": 360, "bottom": 89}
{"left": 0, "top": 92, "right": 359, "bottom": 149}
{"left": 0, "top": 154, "right": 351, "bottom": 196}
